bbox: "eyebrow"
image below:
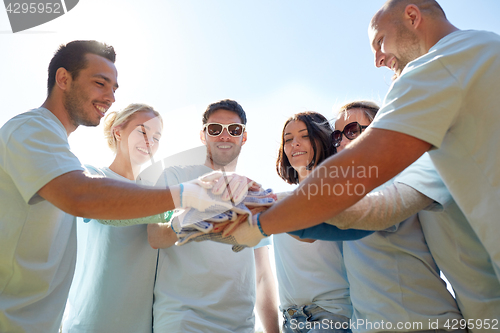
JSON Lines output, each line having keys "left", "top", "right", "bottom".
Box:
{"left": 93, "top": 74, "right": 119, "bottom": 89}
{"left": 139, "top": 124, "right": 162, "bottom": 136}
{"left": 284, "top": 129, "right": 308, "bottom": 136}
{"left": 370, "top": 36, "right": 380, "bottom": 50}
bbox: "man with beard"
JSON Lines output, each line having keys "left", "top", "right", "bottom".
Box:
{"left": 147, "top": 100, "right": 279, "bottom": 333}
{"left": 0, "top": 41, "right": 228, "bottom": 333}
{"left": 225, "top": 0, "right": 500, "bottom": 315}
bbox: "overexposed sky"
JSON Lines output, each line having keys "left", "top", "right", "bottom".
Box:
{"left": 2, "top": 0, "right": 500, "bottom": 192}
{"left": 0, "top": 0, "right": 498, "bottom": 188}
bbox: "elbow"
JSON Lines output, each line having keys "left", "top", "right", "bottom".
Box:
{"left": 37, "top": 170, "right": 98, "bottom": 217}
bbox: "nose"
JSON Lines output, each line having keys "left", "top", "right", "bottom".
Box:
{"left": 141, "top": 130, "right": 155, "bottom": 147}
{"left": 218, "top": 128, "right": 231, "bottom": 141}
{"left": 337, "top": 137, "right": 348, "bottom": 152}
{"left": 291, "top": 138, "right": 300, "bottom": 147}
{"left": 104, "top": 86, "right": 116, "bottom": 105}
{"left": 375, "top": 50, "right": 386, "bottom": 68}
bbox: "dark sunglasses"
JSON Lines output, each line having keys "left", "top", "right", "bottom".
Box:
{"left": 332, "top": 122, "right": 369, "bottom": 147}
{"left": 203, "top": 123, "right": 246, "bottom": 137}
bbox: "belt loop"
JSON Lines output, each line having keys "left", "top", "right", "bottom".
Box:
{"left": 301, "top": 304, "right": 312, "bottom": 321}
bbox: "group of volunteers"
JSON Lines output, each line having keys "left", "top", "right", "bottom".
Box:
{"left": 1, "top": 0, "right": 500, "bottom": 332}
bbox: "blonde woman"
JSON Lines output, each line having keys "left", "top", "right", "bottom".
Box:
{"left": 63, "top": 104, "right": 163, "bottom": 333}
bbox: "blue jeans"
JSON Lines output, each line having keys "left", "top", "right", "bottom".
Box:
{"left": 282, "top": 304, "right": 352, "bottom": 333}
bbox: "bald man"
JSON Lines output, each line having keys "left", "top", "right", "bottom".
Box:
{"left": 229, "top": 0, "right": 500, "bottom": 292}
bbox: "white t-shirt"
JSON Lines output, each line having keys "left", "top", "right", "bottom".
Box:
{"left": 371, "top": 29, "right": 500, "bottom": 278}
{"left": 395, "top": 154, "right": 500, "bottom": 322}
{"left": 153, "top": 165, "right": 265, "bottom": 333}
{"left": 0, "top": 108, "right": 84, "bottom": 333}
{"left": 273, "top": 234, "right": 352, "bottom": 318}
{"left": 62, "top": 167, "right": 158, "bottom": 333}
{"left": 344, "top": 159, "right": 463, "bottom": 333}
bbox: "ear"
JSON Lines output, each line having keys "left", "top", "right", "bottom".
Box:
{"left": 241, "top": 131, "right": 247, "bottom": 146}
{"left": 55, "top": 67, "right": 71, "bottom": 91}
{"left": 200, "top": 130, "right": 207, "bottom": 145}
{"left": 114, "top": 127, "right": 122, "bottom": 142}
{"left": 404, "top": 4, "right": 422, "bottom": 29}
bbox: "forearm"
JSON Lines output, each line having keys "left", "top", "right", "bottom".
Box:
{"left": 259, "top": 129, "right": 430, "bottom": 235}
{"left": 148, "top": 223, "right": 178, "bottom": 249}
{"left": 326, "top": 182, "right": 433, "bottom": 230}
{"left": 97, "top": 211, "right": 172, "bottom": 227}
{"left": 38, "top": 170, "right": 178, "bottom": 219}
{"left": 255, "top": 247, "right": 279, "bottom": 333}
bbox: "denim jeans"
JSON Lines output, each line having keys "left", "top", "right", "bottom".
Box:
{"left": 282, "top": 304, "right": 352, "bottom": 333}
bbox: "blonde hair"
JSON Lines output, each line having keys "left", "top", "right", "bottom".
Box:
{"left": 103, "top": 103, "right": 162, "bottom": 153}
{"left": 337, "top": 100, "right": 380, "bottom": 123}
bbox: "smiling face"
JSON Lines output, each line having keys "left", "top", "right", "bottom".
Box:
{"left": 201, "top": 109, "right": 247, "bottom": 170}
{"left": 283, "top": 120, "right": 317, "bottom": 181}
{"left": 63, "top": 53, "right": 118, "bottom": 128}
{"left": 369, "top": 9, "right": 423, "bottom": 78}
{"left": 335, "top": 108, "right": 372, "bottom": 152}
{"left": 115, "top": 111, "right": 163, "bottom": 168}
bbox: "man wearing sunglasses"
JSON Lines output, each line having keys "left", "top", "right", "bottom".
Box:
{"left": 201, "top": 108, "right": 247, "bottom": 170}
{"left": 147, "top": 99, "right": 279, "bottom": 333}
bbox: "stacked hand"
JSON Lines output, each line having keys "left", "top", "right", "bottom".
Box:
{"left": 172, "top": 186, "right": 276, "bottom": 252}
{"left": 220, "top": 207, "right": 269, "bottom": 248}
{"left": 198, "top": 171, "right": 263, "bottom": 203}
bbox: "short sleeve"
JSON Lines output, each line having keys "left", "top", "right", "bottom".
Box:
{"left": 288, "top": 224, "right": 373, "bottom": 241}
{"left": 371, "top": 54, "right": 462, "bottom": 149}
{"left": 253, "top": 237, "right": 271, "bottom": 249}
{"left": 395, "top": 154, "right": 452, "bottom": 211}
{"left": 0, "top": 117, "right": 83, "bottom": 204}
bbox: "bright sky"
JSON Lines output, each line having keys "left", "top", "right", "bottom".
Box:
{"left": 2, "top": 0, "right": 500, "bottom": 194}
{"left": 1, "top": 1, "right": 500, "bottom": 329}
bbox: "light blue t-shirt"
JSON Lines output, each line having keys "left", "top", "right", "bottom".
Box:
{"left": 273, "top": 234, "right": 352, "bottom": 318}
{"left": 0, "top": 108, "right": 84, "bottom": 333}
{"left": 153, "top": 164, "right": 268, "bottom": 333}
{"left": 395, "top": 154, "right": 500, "bottom": 322}
{"left": 371, "top": 29, "right": 500, "bottom": 279}
{"left": 344, "top": 158, "right": 463, "bottom": 333}
{"left": 63, "top": 167, "right": 158, "bottom": 333}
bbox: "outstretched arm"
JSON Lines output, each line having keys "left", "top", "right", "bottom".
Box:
{"left": 38, "top": 170, "right": 177, "bottom": 219}
{"left": 258, "top": 128, "right": 431, "bottom": 235}
{"left": 324, "top": 182, "right": 433, "bottom": 230}
{"left": 288, "top": 183, "right": 432, "bottom": 241}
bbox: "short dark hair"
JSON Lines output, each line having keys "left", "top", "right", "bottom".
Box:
{"left": 276, "top": 111, "right": 336, "bottom": 185}
{"left": 47, "top": 40, "right": 116, "bottom": 96}
{"left": 202, "top": 99, "right": 247, "bottom": 125}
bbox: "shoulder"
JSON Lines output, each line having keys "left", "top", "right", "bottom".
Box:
{"left": 1, "top": 108, "right": 66, "bottom": 144}
{"left": 423, "top": 30, "right": 500, "bottom": 65}
{"left": 443, "top": 30, "right": 500, "bottom": 46}
{"left": 164, "top": 164, "right": 212, "bottom": 183}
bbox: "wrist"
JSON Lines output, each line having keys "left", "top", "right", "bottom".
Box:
{"left": 169, "top": 184, "right": 182, "bottom": 208}
{"left": 255, "top": 213, "right": 269, "bottom": 237}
